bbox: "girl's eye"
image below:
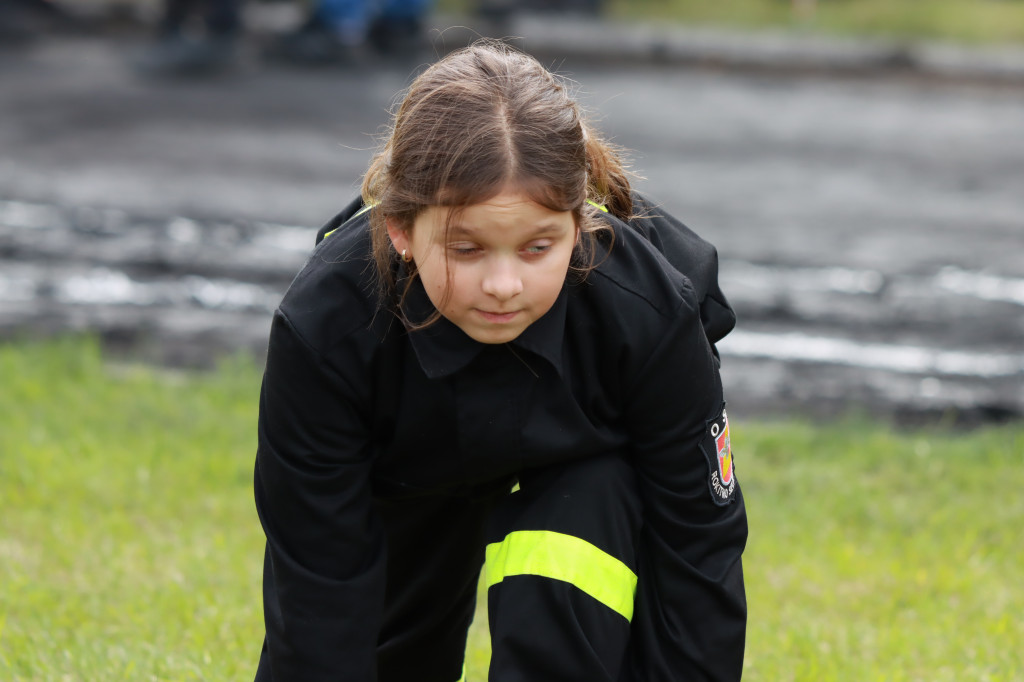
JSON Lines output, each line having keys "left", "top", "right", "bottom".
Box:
{"left": 523, "top": 242, "right": 552, "bottom": 256}
{"left": 449, "top": 243, "right": 481, "bottom": 256}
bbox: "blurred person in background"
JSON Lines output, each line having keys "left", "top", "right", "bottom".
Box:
{"left": 0, "top": 0, "right": 74, "bottom": 44}
{"left": 265, "top": 0, "right": 432, "bottom": 64}
{"left": 137, "top": 0, "right": 432, "bottom": 74}
{"left": 477, "top": 0, "right": 603, "bottom": 21}
{"left": 136, "top": 0, "right": 243, "bottom": 74}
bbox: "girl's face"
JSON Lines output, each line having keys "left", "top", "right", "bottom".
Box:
{"left": 388, "top": 188, "right": 577, "bottom": 344}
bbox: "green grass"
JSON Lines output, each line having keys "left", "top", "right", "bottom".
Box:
{"left": 1, "top": 338, "right": 1022, "bottom": 680}
{"left": 738, "top": 419, "right": 1024, "bottom": 680}
{"left": 0, "top": 338, "right": 262, "bottom": 680}
{"left": 607, "top": 0, "right": 1024, "bottom": 45}
{"left": 441, "top": 0, "right": 1024, "bottom": 46}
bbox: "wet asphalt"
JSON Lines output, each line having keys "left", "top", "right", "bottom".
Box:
{"left": 1, "top": 23, "right": 1022, "bottom": 426}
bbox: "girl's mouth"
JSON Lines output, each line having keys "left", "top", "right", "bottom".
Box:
{"left": 477, "top": 309, "right": 520, "bottom": 323}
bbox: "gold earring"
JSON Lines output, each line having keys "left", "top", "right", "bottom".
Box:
{"left": 401, "top": 249, "right": 412, "bottom": 263}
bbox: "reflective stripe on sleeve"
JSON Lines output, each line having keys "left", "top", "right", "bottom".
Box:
{"left": 484, "top": 530, "right": 637, "bottom": 622}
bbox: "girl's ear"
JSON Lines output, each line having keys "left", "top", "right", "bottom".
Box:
{"left": 385, "top": 217, "right": 408, "bottom": 255}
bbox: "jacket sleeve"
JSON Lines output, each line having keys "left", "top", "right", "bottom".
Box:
{"left": 254, "top": 309, "right": 385, "bottom": 681}
{"left": 626, "top": 194, "right": 736, "bottom": 352}
{"left": 623, "top": 283, "right": 748, "bottom": 682}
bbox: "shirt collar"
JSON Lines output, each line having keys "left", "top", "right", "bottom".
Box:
{"left": 508, "top": 286, "right": 567, "bottom": 377}
{"left": 403, "top": 277, "right": 568, "bottom": 380}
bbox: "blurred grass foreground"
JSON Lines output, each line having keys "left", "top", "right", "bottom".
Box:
{"left": 1, "top": 339, "right": 1022, "bottom": 680}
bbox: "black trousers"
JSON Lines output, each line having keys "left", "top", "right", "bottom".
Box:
{"left": 377, "top": 454, "right": 642, "bottom": 682}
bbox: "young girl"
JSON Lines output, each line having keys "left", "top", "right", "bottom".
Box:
{"left": 254, "top": 41, "right": 746, "bottom": 682}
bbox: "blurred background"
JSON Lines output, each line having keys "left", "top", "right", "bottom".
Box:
{"left": 2, "top": 2, "right": 1024, "bottom": 680}
{"left": 2, "top": 0, "right": 1024, "bottom": 423}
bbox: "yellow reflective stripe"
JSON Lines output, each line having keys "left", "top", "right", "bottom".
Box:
{"left": 322, "top": 202, "right": 374, "bottom": 240}
{"left": 587, "top": 199, "right": 609, "bottom": 213}
{"left": 484, "top": 530, "right": 636, "bottom": 622}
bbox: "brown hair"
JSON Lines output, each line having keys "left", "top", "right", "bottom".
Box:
{"left": 363, "top": 40, "right": 633, "bottom": 326}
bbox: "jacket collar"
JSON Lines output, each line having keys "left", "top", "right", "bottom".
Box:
{"left": 403, "top": 276, "right": 567, "bottom": 380}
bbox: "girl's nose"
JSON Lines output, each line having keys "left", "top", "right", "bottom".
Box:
{"left": 482, "top": 259, "right": 524, "bottom": 301}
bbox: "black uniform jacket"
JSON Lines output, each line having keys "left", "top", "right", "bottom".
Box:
{"left": 255, "top": 195, "right": 748, "bottom": 681}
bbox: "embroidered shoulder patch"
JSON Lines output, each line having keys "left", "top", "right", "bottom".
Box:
{"left": 698, "top": 407, "right": 737, "bottom": 506}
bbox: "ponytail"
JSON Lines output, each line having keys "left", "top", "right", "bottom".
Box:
{"left": 584, "top": 126, "right": 633, "bottom": 221}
